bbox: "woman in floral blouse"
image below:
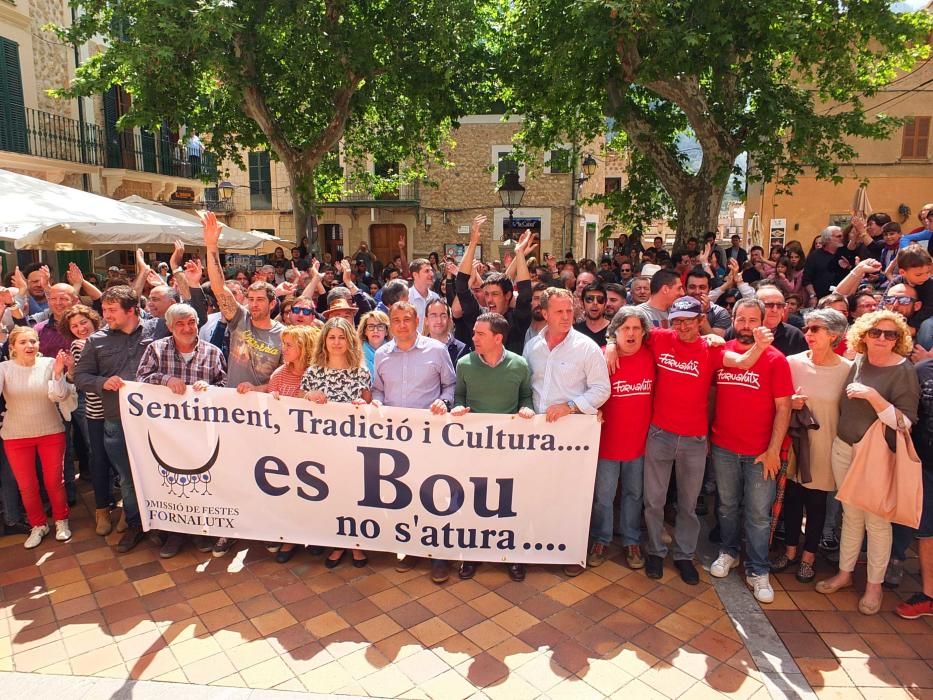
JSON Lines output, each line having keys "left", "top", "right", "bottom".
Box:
{"left": 301, "top": 317, "right": 372, "bottom": 568}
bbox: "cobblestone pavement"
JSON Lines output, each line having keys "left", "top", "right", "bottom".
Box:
{"left": 0, "top": 485, "right": 931, "bottom": 699}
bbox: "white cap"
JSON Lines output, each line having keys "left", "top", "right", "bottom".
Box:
{"left": 640, "top": 263, "right": 662, "bottom": 278}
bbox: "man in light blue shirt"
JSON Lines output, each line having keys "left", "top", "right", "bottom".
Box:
{"left": 372, "top": 300, "right": 455, "bottom": 583}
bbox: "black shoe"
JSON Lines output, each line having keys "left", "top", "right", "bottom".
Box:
{"left": 159, "top": 533, "right": 185, "bottom": 559}
{"left": 352, "top": 552, "right": 369, "bottom": 568}
{"left": 646, "top": 555, "right": 664, "bottom": 579}
{"left": 325, "top": 549, "right": 346, "bottom": 569}
{"left": 275, "top": 546, "right": 297, "bottom": 564}
{"left": 675, "top": 559, "right": 699, "bottom": 585}
{"left": 3, "top": 521, "right": 30, "bottom": 536}
{"left": 431, "top": 560, "right": 451, "bottom": 584}
{"left": 148, "top": 530, "right": 167, "bottom": 547}
{"left": 194, "top": 535, "right": 214, "bottom": 553}
{"left": 459, "top": 562, "right": 478, "bottom": 579}
{"left": 308, "top": 546, "right": 325, "bottom": 556}
{"left": 507, "top": 563, "right": 526, "bottom": 582}
{"left": 708, "top": 524, "right": 721, "bottom": 544}
{"left": 116, "top": 526, "right": 145, "bottom": 553}
{"left": 695, "top": 497, "right": 708, "bottom": 516}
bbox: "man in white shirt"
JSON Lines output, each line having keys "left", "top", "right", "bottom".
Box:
{"left": 524, "top": 286, "right": 611, "bottom": 575}
{"left": 407, "top": 258, "right": 439, "bottom": 330}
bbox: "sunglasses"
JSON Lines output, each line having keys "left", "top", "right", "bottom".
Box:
{"left": 584, "top": 295, "right": 606, "bottom": 303}
{"left": 292, "top": 307, "right": 314, "bottom": 316}
{"left": 866, "top": 328, "right": 901, "bottom": 341}
{"left": 882, "top": 296, "right": 914, "bottom": 306}
{"left": 620, "top": 268, "right": 632, "bottom": 272}
{"left": 366, "top": 323, "right": 388, "bottom": 332}
{"left": 762, "top": 302, "right": 786, "bottom": 309}
{"left": 802, "top": 325, "right": 827, "bottom": 334}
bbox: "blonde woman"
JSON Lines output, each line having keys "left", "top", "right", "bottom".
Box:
{"left": 357, "top": 310, "right": 390, "bottom": 377}
{"left": 0, "top": 327, "right": 76, "bottom": 548}
{"left": 302, "top": 317, "right": 372, "bottom": 568}
{"left": 264, "top": 324, "right": 320, "bottom": 563}
{"left": 816, "top": 310, "right": 920, "bottom": 615}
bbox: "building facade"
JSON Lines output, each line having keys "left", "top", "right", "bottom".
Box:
{"left": 745, "top": 53, "right": 933, "bottom": 252}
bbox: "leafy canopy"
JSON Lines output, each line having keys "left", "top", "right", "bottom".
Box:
{"left": 503, "top": 0, "right": 932, "bottom": 239}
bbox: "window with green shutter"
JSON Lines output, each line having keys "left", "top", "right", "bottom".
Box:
{"left": 0, "top": 36, "right": 28, "bottom": 154}
{"left": 249, "top": 151, "right": 272, "bottom": 210}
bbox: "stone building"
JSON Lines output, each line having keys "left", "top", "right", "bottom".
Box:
{"left": 0, "top": 0, "right": 214, "bottom": 271}
{"left": 218, "top": 115, "right": 671, "bottom": 266}
{"left": 745, "top": 48, "right": 933, "bottom": 252}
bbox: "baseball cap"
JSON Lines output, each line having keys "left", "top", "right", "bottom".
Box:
{"left": 108, "top": 265, "right": 121, "bottom": 273}
{"left": 668, "top": 296, "right": 703, "bottom": 320}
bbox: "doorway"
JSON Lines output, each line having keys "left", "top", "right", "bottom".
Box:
{"left": 369, "top": 224, "right": 407, "bottom": 271}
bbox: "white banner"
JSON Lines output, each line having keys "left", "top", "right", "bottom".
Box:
{"left": 119, "top": 382, "right": 600, "bottom": 565}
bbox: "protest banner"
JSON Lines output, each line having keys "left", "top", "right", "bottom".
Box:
{"left": 119, "top": 382, "right": 600, "bottom": 565}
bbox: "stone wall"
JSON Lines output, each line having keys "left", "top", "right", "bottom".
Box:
{"left": 29, "top": 0, "right": 72, "bottom": 118}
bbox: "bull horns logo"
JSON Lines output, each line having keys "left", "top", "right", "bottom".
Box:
{"left": 149, "top": 433, "right": 219, "bottom": 498}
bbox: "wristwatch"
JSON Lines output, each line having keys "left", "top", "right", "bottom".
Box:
{"left": 566, "top": 400, "right": 578, "bottom": 414}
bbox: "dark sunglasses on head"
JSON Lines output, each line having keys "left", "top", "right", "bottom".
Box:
{"left": 882, "top": 296, "right": 914, "bottom": 306}
{"left": 866, "top": 328, "right": 901, "bottom": 341}
{"left": 584, "top": 295, "right": 606, "bottom": 303}
{"left": 292, "top": 307, "right": 314, "bottom": 316}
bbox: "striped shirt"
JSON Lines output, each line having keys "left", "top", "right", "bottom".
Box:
{"left": 71, "top": 339, "right": 104, "bottom": 420}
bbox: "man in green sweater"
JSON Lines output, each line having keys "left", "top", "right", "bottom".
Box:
{"left": 451, "top": 312, "right": 535, "bottom": 581}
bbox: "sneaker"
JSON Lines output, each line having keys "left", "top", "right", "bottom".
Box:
{"left": 896, "top": 593, "right": 933, "bottom": 620}
{"left": 24, "top": 525, "right": 49, "bottom": 549}
{"left": 819, "top": 533, "right": 839, "bottom": 552}
{"left": 883, "top": 558, "right": 904, "bottom": 590}
{"left": 563, "top": 564, "right": 584, "bottom": 577}
{"left": 625, "top": 544, "right": 645, "bottom": 570}
{"left": 747, "top": 573, "right": 775, "bottom": 603}
{"left": 431, "top": 560, "right": 450, "bottom": 584}
{"left": 710, "top": 552, "right": 739, "bottom": 578}
{"left": 54, "top": 520, "right": 71, "bottom": 542}
{"left": 212, "top": 537, "right": 237, "bottom": 558}
{"left": 265, "top": 542, "right": 282, "bottom": 553}
{"left": 645, "top": 555, "right": 664, "bottom": 579}
{"left": 395, "top": 555, "right": 416, "bottom": 572}
{"left": 3, "top": 521, "right": 31, "bottom": 536}
{"left": 586, "top": 542, "right": 607, "bottom": 568}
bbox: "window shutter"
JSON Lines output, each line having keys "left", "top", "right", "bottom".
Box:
{"left": 103, "top": 86, "right": 120, "bottom": 167}
{"left": 915, "top": 117, "right": 930, "bottom": 159}
{"left": 0, "top": 37, "right": 28, "bottom": 154}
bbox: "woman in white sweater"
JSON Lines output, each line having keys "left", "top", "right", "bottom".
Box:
{"left": 0, "top": 327, "right": 75, "bottom": 548}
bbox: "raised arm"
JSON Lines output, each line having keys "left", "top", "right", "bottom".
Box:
{"left": 397, "top": 235, "right": 410, "bottom": 280}
{"left": 835, "top": 258, "right": 880, "bottom": 297}
{"left": 201, "top": 212, "right": 239, "bottom": 321}
{"left": 723, "top": 326, "right": 774, "bottom": 368}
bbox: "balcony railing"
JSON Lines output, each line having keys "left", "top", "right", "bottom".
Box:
{"left": 341, "top": 182, "right": 420, "bottom": 202}
{"left": 1, "top": 108, "right": 215, "bottom": 180}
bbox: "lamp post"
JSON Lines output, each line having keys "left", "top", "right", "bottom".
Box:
{"left": 497, "top": 171, "right": 526, "bottom": 244}
{"left": 569, "top": 153, "right": 598, "bottom": 257}
{"left": 218, "top": 180, "right": 235, "bottom": 201}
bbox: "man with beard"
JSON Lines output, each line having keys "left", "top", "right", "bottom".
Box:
{"left": 604, "top": 283, "right": 626, "bottom": 318}
{"left": 639, "top": 296, "right": 773, "bottom": 583}
{"left": 524, "top": 282, "right": 548, "bottom": 346}
{"left": 573, "top": 282, "right": 610, "bottom": 346}
{"left": 455, "top": 216, "right": 533, "bottom": 353}
{"left": 709, "top": 299, "right": 792, "bottom": 603}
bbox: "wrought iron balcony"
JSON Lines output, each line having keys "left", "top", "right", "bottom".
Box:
{"left": 1, "top": 108, "right": 215, "bottom": 181}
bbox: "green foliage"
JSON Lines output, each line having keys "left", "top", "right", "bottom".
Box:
{"left": 504, "top": 0, "right": 932, "bottom": 242}
{"left": 55, "top": 0, "right": 496, "bottom": 233}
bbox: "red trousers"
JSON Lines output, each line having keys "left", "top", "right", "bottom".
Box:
{"left": 5, "top": 432, "right": 68, "bottom": 527}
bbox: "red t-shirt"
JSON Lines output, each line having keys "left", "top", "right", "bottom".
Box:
{"left": 712, "top": 341, "right": 794, "bottom": 455}
{"left": 599, "top": 346, "right": 655, "bottom": 461}
{"left": 650, "top": 328, "right": 724, "bottom": 437}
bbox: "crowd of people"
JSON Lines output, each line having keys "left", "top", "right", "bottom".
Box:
{"left": 1, "top": 203, "right": 932, "bottom": 623}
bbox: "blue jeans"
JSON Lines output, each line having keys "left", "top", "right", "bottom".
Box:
{"left": 103, "top": 419, "right": 139, "bottom": 529}
{"left": 87, "top": 419, "right": 116, "bottom": 510}
{"left": 62, "top": 420, "right": 76, "bottom": 503}
{"left": 712, "top": 445, "right": 776, "bottom": 576}
{"left": 891, "top": 523, "right": 916, "bottom": 561}
{"left": 644, "top": 426, "right": 708, "bottom": 560}
{"left": 917, "top": 317, "right": 933, "bottom": 351}
{"left": 0, "top": 438, "right": 24, "bottom": 525}
{"left": 591, "top": 457, "right": 644, "bottom": 546}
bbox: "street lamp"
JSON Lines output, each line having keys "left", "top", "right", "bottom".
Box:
{"left": 497, "top": 171, "right": 526, "bottom": 243}
{"left": 581, "top": 153, "right": 597, "bottom": 180}
{"left": 218, "top": 180, "right": 235, "bottom": 201}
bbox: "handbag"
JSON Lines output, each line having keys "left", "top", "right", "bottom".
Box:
{"left": 836, "top": 415, "right": 922, "bottom": 528}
